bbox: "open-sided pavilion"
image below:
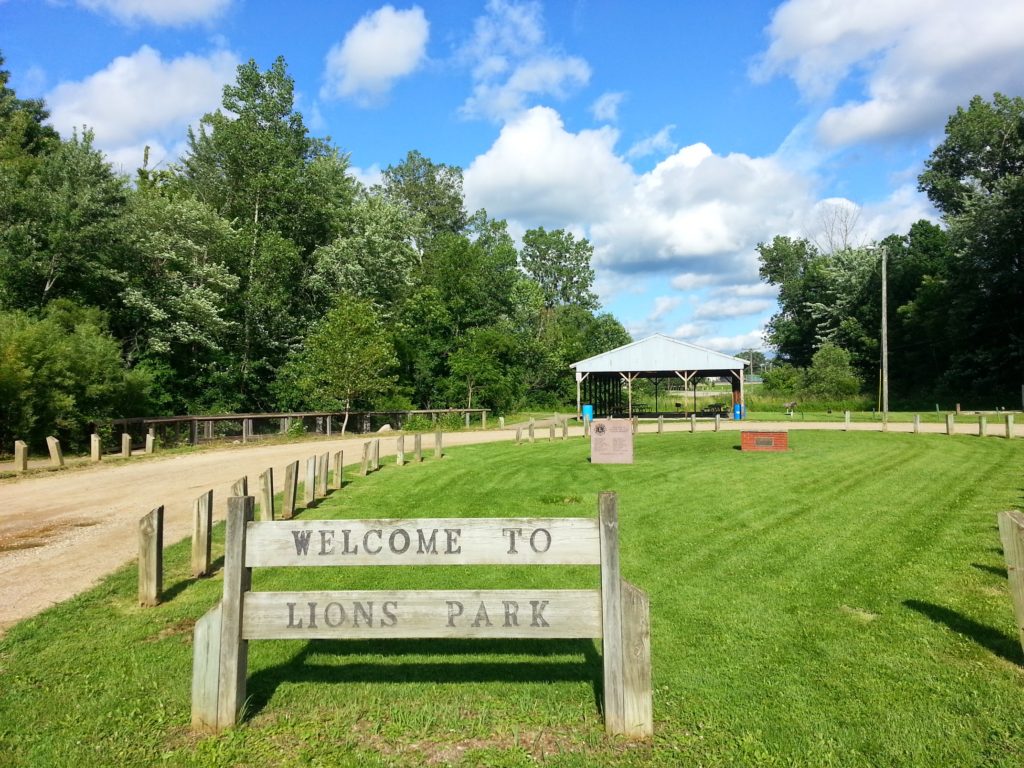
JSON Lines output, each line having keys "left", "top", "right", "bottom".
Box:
{"left": 571, "top": 334, "right": 749, "bottom": 419}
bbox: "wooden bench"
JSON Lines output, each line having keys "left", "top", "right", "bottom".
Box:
{"left": 191, "top": 493, "right": 653, "bottom": 738}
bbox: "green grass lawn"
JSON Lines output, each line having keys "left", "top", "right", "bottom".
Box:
{"left": 2, "top": 432, "right": 1023, "bottom": 766}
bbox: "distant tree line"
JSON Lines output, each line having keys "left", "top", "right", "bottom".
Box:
{"left": 758, "top": 93, "right": 1024, "bottom": 408}
{"left": 0, "top": 55, "right": 629, "bottom": 450}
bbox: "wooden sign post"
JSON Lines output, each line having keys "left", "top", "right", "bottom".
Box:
{"left": 332, "top": 451, "right": 344, "bottom": 489}
{"left": 283, "top": 461, "right": 299, "bottom": 520}
{"left": 138, "top": 505, "right": 164, "bottom": 606}
{"left": 259, "top": 469, "right": 275, "bottom": 522}
{"left": 191, "top": 493, "right": 652, "bottom": 739}
{"left": 192, "top": 490, "right": 214, "bottom": 577}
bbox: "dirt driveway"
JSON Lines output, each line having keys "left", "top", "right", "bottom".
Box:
{"left": 0, "top": 418, "right": 1003, "bottom": 633}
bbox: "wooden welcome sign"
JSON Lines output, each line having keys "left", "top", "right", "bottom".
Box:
{"left": 191, "top": 492, "right": 652, "bottom": 738}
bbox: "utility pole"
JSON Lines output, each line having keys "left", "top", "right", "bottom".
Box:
{"left": 881, "top": 244, "right": 889, "bottom": 424}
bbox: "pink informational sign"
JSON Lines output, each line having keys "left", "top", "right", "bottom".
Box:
{"left": 590, "top": 419, "right": 634, "bottom": 464}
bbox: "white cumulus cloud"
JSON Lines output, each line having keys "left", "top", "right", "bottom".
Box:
{"left": 627, "top": 125, "right": 677, "bottom": 159}
{"left": 46, "top": 46, "right": 238, "bottom": 172}
{"left": 647, "top": 296, "right": 682, "bottom": 323}
{"left": 75, "top": 0, "right": 231, "bottom": 26}
{"left": 459, "top": 0, "right": 590, "bottom": 122}
{"left": 590, "top": 91, "right": 625, "bottom": 122}
{"left": 321, "top": 5, "right": 429, "bottom": 105}
{"left": 693, "top": 298, "right": 773, "bottom": 321}
{"left": 754, "top": 0, "right": 1024, "bottom": 146}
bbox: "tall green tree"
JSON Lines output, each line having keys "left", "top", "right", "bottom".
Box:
{"left": 520, "top": 227, "right": 599, "bottom": 311}
{"left": 274, "top": 295, "right": 397, "bottom": 433}
{"left": 380, "top": 150, "right": 468, "bottom": 249}
{"left": 918, "top": 93, "right": 1024, "bottom": 400}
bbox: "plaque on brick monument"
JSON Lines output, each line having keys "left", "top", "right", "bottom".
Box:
{"left": 590, "top": 418, "right": 633, "bottom": 464}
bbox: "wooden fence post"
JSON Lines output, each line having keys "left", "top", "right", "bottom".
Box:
{"left": 997, "top": 510, "right": 1024, "bottom": 654}
{"left": 844, "top": 410, "right": 850, "bottom": 431}
{"left": 434, "top": 430, "right": 443, "bottom": 459}
{"left": 121, "top": 433, "right": 131, "bottom": 458}
{"left": 549, "top": 424, "right": 555, "bottom": 442}
{"left": 599, "top": 492, "right": 625, "bottom": 735}
{"left": 946, "top": 413, "right": 955, "bottom": 435}
{"left": 283, "top": 460, "right": 299, "bottom": 520}
{"left": 979, "top": 415, "right": 987, "bottom": 437}
{"left": 657, "top": 415, "right": 663, "bottom": 434}
{"left": 1007, "top": 413, "right": 1015, "bottom": 440}
{"left": 138, "top": 505, "right": 164, "bottom": 607}
{"left": 562, "top": 421, "right": 568, "bottom": 440}
{"left": 230, "top": 476, "right": 248, "bottom": 497}
{"left": 46, "top": 436, "right": 64, "bottom": 467}
{"left": 529, "top": 418, "right": 535, "bottom": 443}
{"left": 516, "top": 427, "right": 523, "bottom": 444}
{"left": 482, "top": 412, "right": 487, "bottom": 429}
{"left": 690, "top": 414, "right": 696, "bottom": 433}
{"left": 499, "top": 416, "right": 505, "bottom": 429}
{"left": 584, "top": 418, "right": 590, "bottom": 437}
{"left": 217, "top": 496, "right": 253, "bottom": 729}
{"left": 396, "top": 435, "right": 405, "bottom": 466}
{"left": 372, "top": 439, "right": 380, "bottom": 471}
{"left": 465, "top": 412, "right": 470, "bottom": 428}
{"left": 317, "top": 453, "right": 329, "bottom": 497}
{"left": 145, "top": 434, "right": 155, "bottom": 454}
{"left": 415, "top": 433, "right": 423, "bottom": 462}
{"left": 714, "top": 414, "right": 721, "bottom": 432}
{"left": 305, "top": 456, "right": 317, "bottom": 505}
{"left": 14, "top": 440, "right": 27, "bottom": 472}
{"left": 913, "top": 414, "right": 920, "bottom": 434}
{"left": 258, "top": 468, "right": 275, "bottom": 522}
{"left": 191, "top": 602, "right": 223, "bottom": 731}
{"left": 620, "top": 579, "right": 653, "bottom": 738}
{"left": 360, "top": 442, "right": 370, "bottom": 476}
{"left": 90, "top": 433, "right": 102, "bottom": 462}
{"left": 332, "top": 450, "right": 344, "bottom": 489}
{"left": 191, "top": 489, "right": 214, "bottom": 577}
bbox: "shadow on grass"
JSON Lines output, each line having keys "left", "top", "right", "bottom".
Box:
{"left": 245, "top": 637, "right": 602, "bottom": 721}
{"left": 904, "top": 599, "right": 1023, "bottom": 665}
{"left": 971, "top": 562, "right": 1008, "bottom": 579}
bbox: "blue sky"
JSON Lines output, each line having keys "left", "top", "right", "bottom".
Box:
{"left": 3, "top": 0, "right": 1024, "bottom": 354}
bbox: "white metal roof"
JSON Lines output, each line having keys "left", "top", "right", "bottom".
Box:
{"left": 571, "top": 334, "right": 748, "bottom": 374}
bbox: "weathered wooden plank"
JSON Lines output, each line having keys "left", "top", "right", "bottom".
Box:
{"left": 434, "top": 430, "right": 443, "bottom": 458}
{"left": 230, "top": 476, "right": 248, "bottom": 497}
{"left": 946, "top": 413, "right": 955, "bottom": 435}
{"left": 332, "top": 450, "right": 344, "bottom": 489}
{"left": 516, "top": 426, "right": 522, "bottom": 444}
{"left": 998, "top": 510, "right": 1024, "bottom": 653}
{"left": 844, "top": 410, "right": 850, "bottom": 431}
{"left": 599, "top": 492, "right": 625, "bottom": 735}
{"left": 191, "top": 602, "right": 223, "bottom": 732}
{"left": 305, "top": 456, "right": 316, "bottom": 505}
{"left": 620, "top": 579, "right": 653, "bottom": 738}
{"left": 258, "top": 468, "right": 275, "bottom": 522}
{"left": 562, "top": 421, "right": 568, "bottom": 440}
{"left": 1006, "top": 413, "right": 1015, "bottom": 439}
{"left": 714, "top": 414, "right": 721, "bottom": 432}
{"left": 913, "top": 414, "right": 920, "bottom": 434}
{"left": 245, "top": 517, "right": 602, "bottom": 568}
{"left": 689, "top": 414, "right": 696, "bottom": 433}
{"left": 282, "top": 460, "right": 299, "bottom": 520}
{"left": 218, "top": 497, "right": 253, "bottom": 729}
{"left": 415, "top": 433, "right": 422, "bottom": 462}
{"left": 138, "top": 505, "right": 164, "bottom": 607}
{"left": 317, "top": 453, "right": 329, "bottom": 497}
{"left": 549, "top": 424, "right": 555, "bottom": 442}
{"left": 13, "top": 440, "right": 27, "bottom": 471}
{"left": 528, "top": 418, "right": 535, "bottom": 443}
{"left": 242, "top": 589, "right": 601, "bottom": 640}
{"left": 90, "top": 433, "right": 102, "bottom": 462}
{"left": 372, "top": 439, "right": 380, "bottom": 471}
{"left": 396, "top": 435, "right": 405, "bottom": 466}
{"left": 360, "top": 442, "right": 370, "bottom": 476}
{"left": 979, "top": 415, "right": 987, "bottom": 437}
{"left": 657, "top": 415, "right": 663, "bottom": 434}
{"left": 46, "top": 436, "right": 64, "bottom": 467}
{"left": 191, "top": 489, "right": 214, "bottom": 577}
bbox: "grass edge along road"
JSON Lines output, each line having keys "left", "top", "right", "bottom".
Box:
{"left": 1, "top": 431, "right": 1023, "bottom": 767}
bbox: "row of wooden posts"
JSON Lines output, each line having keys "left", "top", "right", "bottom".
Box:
{"left": 11, "top": 431, "right": 157, "bottom": 472}
{"left": 137, "top": 431, "right": 448, "bottom": 607}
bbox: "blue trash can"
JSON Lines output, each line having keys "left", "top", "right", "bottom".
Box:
{"left": 582, "top": 404, "right": 594, "bottom": 422}
{"left": 733, "top": 403, "right": 743, "bottom": 420}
